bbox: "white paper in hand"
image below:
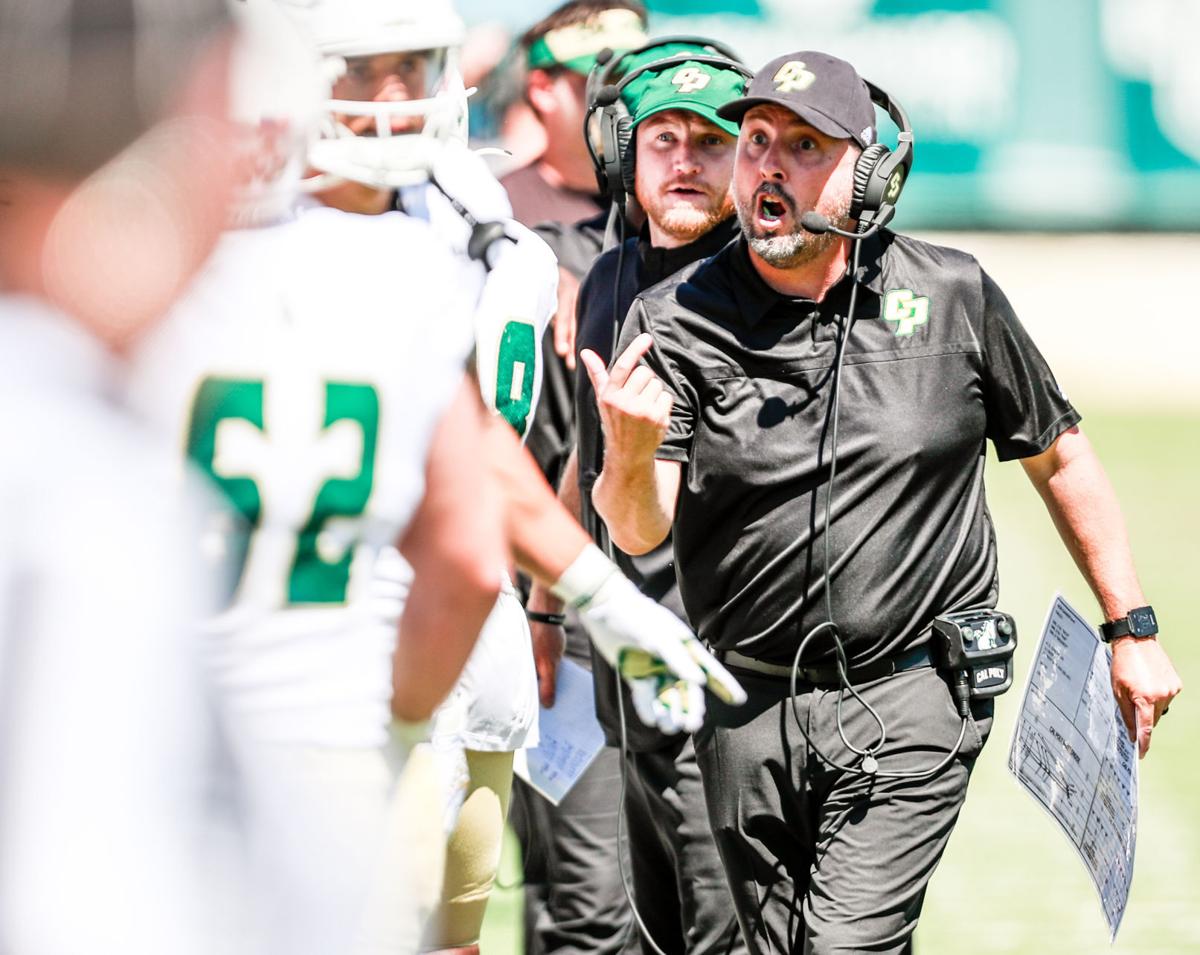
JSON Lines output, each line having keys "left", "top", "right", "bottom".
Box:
{"left": 514, "top": 659, "right": 606, "bottom": 806}
{"left": 1008, "top": 595, "right": 1138, "bottom": 941}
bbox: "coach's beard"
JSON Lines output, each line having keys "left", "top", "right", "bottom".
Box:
{"left": 642, "top": 183, "right": 734, "bottom": 245}
{"left": 736, "top": 184, "right": 851, "bottom": 268}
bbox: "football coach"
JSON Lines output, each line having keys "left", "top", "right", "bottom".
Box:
{"left": 583, "top": 50, "right": 1182, "bottom": 954}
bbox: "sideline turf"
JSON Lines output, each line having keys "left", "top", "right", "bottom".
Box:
{"left": 918, "top": 410, "right": 1200, "bottom": 953}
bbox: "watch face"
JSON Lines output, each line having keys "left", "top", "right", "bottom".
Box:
{"left": 1129, "top": 606, "right": 1158, "bottom": 636}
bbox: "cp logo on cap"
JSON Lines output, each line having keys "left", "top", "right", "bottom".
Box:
{"left": 773, "top": 61, "right": 815, "bottom": 93}
{"left": 672, "top": 67, "right": 711, "bottom": 94}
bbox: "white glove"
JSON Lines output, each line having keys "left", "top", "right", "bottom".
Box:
{"left": 629, "top": 674, "right": 707, "bottom": 736}
{"left": 551, "top": 545, "right": 747, "bottom": 734}
{"left": 427, "top": 141, "right": 512, "bottom": 228}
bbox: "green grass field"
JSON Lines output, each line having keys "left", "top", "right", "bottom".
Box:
{"left": 482, "top": 409, "right": 1200, "bottom": 954}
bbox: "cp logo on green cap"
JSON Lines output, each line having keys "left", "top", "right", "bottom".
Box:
{"left": 671, "top": 67, "right": 711, "bottom": 94}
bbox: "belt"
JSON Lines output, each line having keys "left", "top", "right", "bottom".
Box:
{"left": 719, "top": 642, "right": 935, "bottom": 687}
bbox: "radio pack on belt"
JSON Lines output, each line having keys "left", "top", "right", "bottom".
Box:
{"left": 931, "top": 609, "right": 1018, "bottom": 716}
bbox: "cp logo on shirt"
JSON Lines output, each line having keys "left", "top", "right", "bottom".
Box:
{"left": 882, "top": 288, "right": 930, "bottom": 336}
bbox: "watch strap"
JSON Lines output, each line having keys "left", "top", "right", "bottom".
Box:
{"left": 1099, "top": 618, "right": 1133, "bottom": 641}
{"left": 526, "top": 610, "right": 567, "bottom": 626}
{"left": 1100, "top": 605, "right": 1157, "bottom": 642}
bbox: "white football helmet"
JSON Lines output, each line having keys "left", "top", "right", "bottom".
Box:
{"left": 292, "top": 0, "right": 469, "bottom": 189}
{"left": 227, "top": 0, "right": 329, "bottom": 224}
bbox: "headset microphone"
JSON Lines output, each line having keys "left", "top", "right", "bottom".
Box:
{"left": 799, "top": 211, "right": 845, "bottom": 236}
{"left": 799, "top": 209, "right": 895, "bottom": 239}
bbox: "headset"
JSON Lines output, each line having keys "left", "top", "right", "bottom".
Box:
{"left": 800, "top": 78, "right": 914, "bottom": 238}
{"left": 853, "top": 80, "right": 914, "bottom": 228}
{"left": 583, "top": 36, "right": 754, "bottom": 212}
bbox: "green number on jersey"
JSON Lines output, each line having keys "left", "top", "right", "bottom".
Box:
{"left": 186, "top": 378, "right": 264, "bottom": 593}
{"left": 288, "top": 382, "right": 379, "bottom": 603}
{"left": 185, "top": 375, "right": 379, "bottom": 607}
{"left": 495, "top": 320, "right": 537, "bottom": 437}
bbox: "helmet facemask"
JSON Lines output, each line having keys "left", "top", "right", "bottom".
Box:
{"left": 300, "top": 1, "right": 469, "bottom": 190}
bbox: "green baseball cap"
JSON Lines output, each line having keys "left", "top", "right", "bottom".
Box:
{"left": 526, "top": 8, "right": 647, "bottom": 75}
{"left": 621, "top": 56, "right": 747, "bottom": 137}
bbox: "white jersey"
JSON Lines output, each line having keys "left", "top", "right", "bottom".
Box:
{"left": 127, "top": 205, "right": 480, "bottom": 751}
{"left": 398, "top": 169, "right": 559, "bottom": 754}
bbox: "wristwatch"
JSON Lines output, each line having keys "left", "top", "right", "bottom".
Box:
{"left": 1099, "top": 605, "right": 1158, "bottom": 642}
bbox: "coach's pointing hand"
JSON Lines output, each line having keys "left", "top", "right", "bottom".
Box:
{"left": 581, "top": 333, "right": 671, "bottom": 464}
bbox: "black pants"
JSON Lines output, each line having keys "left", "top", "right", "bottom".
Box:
{"left": 511, "top": 745, "right": 639, "bottom": 955}
{"left": 624, "top": 735, "right": 745, "bottom": 955}
{"left": 694, "top": 665, "right": 992, "bottom": 955}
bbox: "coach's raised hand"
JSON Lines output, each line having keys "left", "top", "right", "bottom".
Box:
{"left": 581, "top": 333, "right": 672, "bottom": 464}
{"left": 583, "top": 333, "right": 683, "bottom": 557}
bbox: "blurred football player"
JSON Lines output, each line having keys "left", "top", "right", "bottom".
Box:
{"left": 292, "top": 1, "right": 747, "bottom": 951}
{"left": 0, "top": 1, "right": 240, "bottom": 954}
{"left": 126, "top": 3, "right": 505, "bottom": 953}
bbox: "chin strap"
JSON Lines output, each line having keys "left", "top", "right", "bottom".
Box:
{"left": 466, "top": 221, "right": 511, "bottom": 267}
{"left": 425, "top": 171, "right": 514, "bottom": 270}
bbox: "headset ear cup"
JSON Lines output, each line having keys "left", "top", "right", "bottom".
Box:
{"left": 616, "top": 113, "right": 635, "bottom": 201}
{"left": 585, "top": 107, "right": 607, "bottom": 194}
{"left": 851, "top": 143, "right": 890, "bottom": 220}
{"left": 597, "top": 106, "right": 624, "bottom": 202}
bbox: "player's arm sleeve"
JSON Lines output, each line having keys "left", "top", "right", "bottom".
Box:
{"left": 979, "top": 268, "right": 1081, "bottom": 461}
{"left": 615, "top": 297, "right": 696, "bottom": 463}
{"left": 472, "top": 221, "right": 559, "bottom": 439}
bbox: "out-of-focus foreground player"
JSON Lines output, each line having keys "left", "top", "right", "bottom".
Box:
{"left": 0, "top": 2, "right": 240, "bottom": 954}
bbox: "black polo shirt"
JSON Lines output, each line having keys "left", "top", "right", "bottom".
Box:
{"left": 575, "top": 217, "right": 737, "bottom": 749}
{"left": 622, "top": 230, "right": 1080, "bottom": 667}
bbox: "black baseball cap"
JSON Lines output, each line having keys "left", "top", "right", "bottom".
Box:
{"left": 716, "top": 51, "right": 876, "bottom": 148}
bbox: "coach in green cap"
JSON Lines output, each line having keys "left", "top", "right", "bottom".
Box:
{"left": 529, "top": 39, "right": 753, "bottom": 955}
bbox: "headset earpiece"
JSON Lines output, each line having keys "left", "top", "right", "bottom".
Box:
{"left": 850, "top": 142, "right": 891, "bottom": 221}
{"left": 846, "top": 80, "right": 913, "bottom": 230}
{"left": 867, "top": 150, "right": 908, "bottom": 224}
{"left": 615, "top": 110, "right": 636, "bottom": 201}
{"left": 595, "top": 92, "right": 635, "bottom": 207}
